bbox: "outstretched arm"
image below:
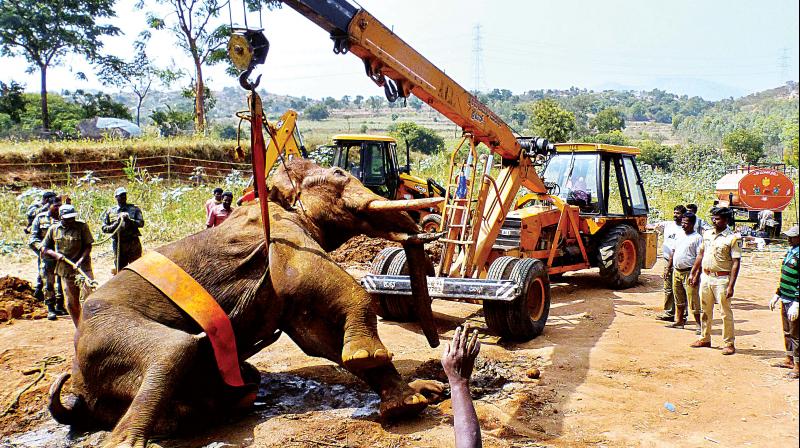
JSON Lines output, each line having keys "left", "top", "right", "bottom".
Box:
{"left": 442, "top": 323, "right": 482, "bottom": 448}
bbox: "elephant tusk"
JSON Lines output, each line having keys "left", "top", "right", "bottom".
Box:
{"left": 366, "top": 197, "right": 444, "bottom": 212}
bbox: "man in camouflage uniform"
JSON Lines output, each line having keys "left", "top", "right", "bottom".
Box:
{"left": 41, "top": 205, "right": 94, "bottom": 327}
{"left": 29, "top": 196, "right": 67, "bottom": 320}
{"left": 25, "top": 191, "right": 57, "bottom": 300}
{"left": 101, "top": 187, "right": 144, "bottom": 273}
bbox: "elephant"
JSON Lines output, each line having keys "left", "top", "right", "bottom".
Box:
{"left": 48, "top": 159, "right": 445, "bottom": 447}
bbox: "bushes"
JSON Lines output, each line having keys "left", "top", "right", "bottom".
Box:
{"left": 388, "top": 121, "right": 445, "bottom": 155}
{"left": 303, "top": 103, "right": 329, "bottom": 121}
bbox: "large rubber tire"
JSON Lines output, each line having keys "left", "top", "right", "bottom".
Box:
{"left": 369, "top": 247, "right": 417, "bottom": 321}
{"left": 484, "top": 257, "right": 551, "bottom": 341}
{"left": 420, "top": 213, "right": 442, "bottom": 233}
{"left": 597, "top": 224, "right": 643, "bottom": 289}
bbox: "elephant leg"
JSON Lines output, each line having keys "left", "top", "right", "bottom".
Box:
{"left": 283, "top": 308, "right": 438, "bottom": 419}
{"left": 102, "top": 329, "right": 200, "bottom": 448}
{"left": 272, "top": 243, "right": 391, "bottom": 370}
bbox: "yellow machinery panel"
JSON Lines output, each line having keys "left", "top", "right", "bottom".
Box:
{"left": 643, "top": 231, "right": 658, "bottom": 269}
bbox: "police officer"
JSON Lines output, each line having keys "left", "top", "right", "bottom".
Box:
{"left": 101, "top": 187, "right": 144, "bottom": 273}
{"left": 29, "top": 196, "right": 67, "bottom": 320}
{"left": 41, "top": 204, "right": 94, "bottom": 327}
{"left": 690, "top": 207, "right": 741, "bottom": 355}
{"left": 25, "top": 191, "right": 57, "bottom": 300}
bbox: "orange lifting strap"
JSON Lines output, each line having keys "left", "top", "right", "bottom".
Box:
{"left": 125, "top": 251, "right": 246, "bottom": 388}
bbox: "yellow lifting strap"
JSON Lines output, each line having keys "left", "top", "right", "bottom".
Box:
{"left": 124, "top": 251, "right": 246, "bottom": 388}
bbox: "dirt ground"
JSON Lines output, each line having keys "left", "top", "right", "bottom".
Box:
{"left": 0, "top": 245, "right": 798, "bottom": 447}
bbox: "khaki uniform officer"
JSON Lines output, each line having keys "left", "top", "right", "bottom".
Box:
{"left": 41, "top": 205, "right": 94, "bottom": 328}
{"left": 690, "top": 207, "right": 741, "bottom": 355}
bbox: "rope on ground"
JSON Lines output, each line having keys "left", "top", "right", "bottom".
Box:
{"left": 0, "top": 355, "right": 65, "bottom": 417}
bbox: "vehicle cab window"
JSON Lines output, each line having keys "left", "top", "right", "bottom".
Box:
{"left": 542, "top": 153, "right": 600, "bottom": 214}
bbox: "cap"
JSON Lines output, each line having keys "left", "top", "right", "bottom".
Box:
{"left": 213, "top": 187, "right": 224, "bottom": 195}
{"left": 42, "top": 191, "right": 57, "bottom": 200}
{"left": 114, "top": 187, "right": 127, "bottom": 197}
{"left": 59, "top": 205, "right": 77, "bottom": 219}
{"left": 782, "top": 225, "right": 799, "bottom": 238}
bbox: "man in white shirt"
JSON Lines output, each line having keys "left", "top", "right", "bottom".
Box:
{"left": 649, "top": 205, "right": 687, "bottom": 322}
{"left": 686, "top": 204, "right": 708, "bottom": 233}
{"left": 667, "top": 212, "right": 704, "bottom": 332}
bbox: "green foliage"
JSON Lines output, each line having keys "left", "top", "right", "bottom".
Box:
{"left": 359, "top": 123, "right": 368, "bottom": 133}
{"left": 388, "top": 122, "right": 445, "bottom": 155}
{"left": 149, "top": 107, "right": 194, "bottom": 136}
{"left": 215, "top": 124, "right": 238, "bottom": 140}
{"left": 722, "top": 128, "right": 764, "bottom": 163}
{"left": 0, "top": 81, "right": 25, "bottom": 123}
{"left": 527, "top": 99, "right": 576, "bottom": 143}
{"left": 781, "top": 121, "right": 799, "bottom": 168}
{"left": 66, "top": 90, "right": 132, "bottom": 121}
{"left": 366, "top": 96, "right": 383, "bottom": 111}
{"left": 18, "top": 93, "right": 85, "bottom": 138}
{"left": 586, "top": 130, "right": 629, "bottom": 145}
{"left": 97, "top": 48, "right": 169, "bottom": 125}
{"left": 304, "top": 103, "right": 330, "bottom": 121}
{"left": 590, "top": 108, "right": 626, "bottom": 133}
{"left": 637, "top": 139, "right": 674, "bottom": 170}
{"left": 0, "top": 0, "right": 120, "bottom": 130}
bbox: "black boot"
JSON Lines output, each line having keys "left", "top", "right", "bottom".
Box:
{"left": 33, "top": 287, "right": 44, "bottom": 302}
{"left": 46, "top": 302, "right": 57, "bottom": 321}
{"left": 54, "top": 297, "right": 68, "bottom": 316}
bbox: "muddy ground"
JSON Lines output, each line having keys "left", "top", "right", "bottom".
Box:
{"left": 0, "top": 243, "right": 798, "bottom": 447}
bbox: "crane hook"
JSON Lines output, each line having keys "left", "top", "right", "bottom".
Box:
{"left": 239, "top": 70, "right": 262, "bottom": 91}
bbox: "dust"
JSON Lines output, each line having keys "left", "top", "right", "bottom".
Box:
{"left": 0, "top": 276, "right": 47, "bottom": 322}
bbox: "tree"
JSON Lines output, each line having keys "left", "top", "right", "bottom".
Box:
{"left": 146, "top": 0, "right": 232, "bottom": 132}
{"left": 722, "top": 128, "right": 764, "bottom": 164}
{"left": 366, "top": 96, "right": 383, "bottom": 111}
{"left": 354, "top": 95, "right": 364, "bottom": 109}
{"left": 781, "top": 121, "right": 799, "bottom": 168}
{"left": 637, "top": 140, "right": 674, "bottom": 170}
{"left": 98, "top": 47, "right": 176, "bottom": 126}
{"left": 527, "top": 99, "right": 576, "bottom": 143}
{"left": 590, "top": 108, "right": 626, "bottom": 133}
{"left": 304, "top": 103, "right": 329, "bottom": 121}
{"left": 0, "top": 0, "right": 120, "bottom": 131}
{"left": 66, "top": 90, "right": 132, "bottom": 120}
{"left": 388, "top": 121, "right": 444, "bottom": 155}
{"left": 0, "top": 81, "right": 25, "bottom": 123}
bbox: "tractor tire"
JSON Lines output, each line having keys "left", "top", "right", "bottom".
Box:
{"left": 420, "top": 213, "right": 443, "bottom": 233}
{"left": 597, "top": 224, "right": 642, "bottom": 289}
{"left": 369, "top": 247, "right": 417, "bottom": 321}
{"left": 484, "top": 257, "right": 551, "bottom": 341}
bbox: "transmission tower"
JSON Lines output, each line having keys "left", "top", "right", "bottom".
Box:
{"left": 472, "top": 24, "right": 484, "bottom": 93}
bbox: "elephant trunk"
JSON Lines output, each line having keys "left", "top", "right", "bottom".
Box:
{"left": 402, "top": 241, "right": 439, "bottom": 348}
{"left": 49, "top": 373, "right": 87, "bottom": 426}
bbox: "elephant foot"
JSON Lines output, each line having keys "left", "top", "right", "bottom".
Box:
{"left": 378, "top": 384, "right": 431, "bottom": 419}
{"left": 342, "top": 338, "right": 392, "bottom": 370}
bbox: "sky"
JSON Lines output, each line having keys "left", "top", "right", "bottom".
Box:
{"left": 2, "top": 0, "right": 799, "bottom": 101}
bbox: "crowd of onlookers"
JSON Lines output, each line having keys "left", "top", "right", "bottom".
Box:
{"left": 651, "top": 204, "right": 799, "bottom": 379}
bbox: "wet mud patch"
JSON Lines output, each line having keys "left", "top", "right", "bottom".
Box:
{"left": 254, "top": 371, "right": 380, "bottom": 419}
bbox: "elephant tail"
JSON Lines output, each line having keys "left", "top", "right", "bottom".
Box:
{"left": 48, "top": 372, "right": 88, "bottom": 426}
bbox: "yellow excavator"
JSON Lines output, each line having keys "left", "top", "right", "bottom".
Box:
{"left": 326, "top": 133, "right": 445, "bottom": 232}
{"left": 236, "top": 0, "right": 658, "bottom": 342}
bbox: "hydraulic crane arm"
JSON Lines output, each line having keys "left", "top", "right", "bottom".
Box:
{"left": 280, "top": 0, "right": 553, "bottom": 275}
{"left": 281, "top": 0, "right": 549, "bottom": 191}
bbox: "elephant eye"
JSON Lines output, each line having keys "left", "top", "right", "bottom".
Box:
{"left": 332, "top": 168, "right": 347, "bottom": 178}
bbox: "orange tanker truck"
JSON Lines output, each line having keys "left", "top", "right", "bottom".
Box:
{"left": 715, "top": 164, "right": 796, "bottom": 238}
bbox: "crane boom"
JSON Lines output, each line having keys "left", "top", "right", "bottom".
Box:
{"left": 281, "top": 0, "right": 551, "bottom": 273}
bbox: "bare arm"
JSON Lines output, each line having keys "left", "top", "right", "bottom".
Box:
{"left": 690, "top": 245, "right": 704, "bottom": 286}
{"left": 726, "top": 258, "right": 740, "bottom": 299}
{"left": 442, "top": 324, "right": 482, "bottom": 448}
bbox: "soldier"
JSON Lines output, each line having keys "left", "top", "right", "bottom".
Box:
{"left": 29, "top": 196, "right": 67, "bottom": 320}
{"left": 102, "top": 187, "right": 145, "bottom": 273}
{"left": 690, "top": 207, "right": 741, "bottom": 355}
{"left": 25, "top": 191, "right": 57, "bottom": 301}
{"left": 41, "top": 205, "right": 94, "bottom": 327}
